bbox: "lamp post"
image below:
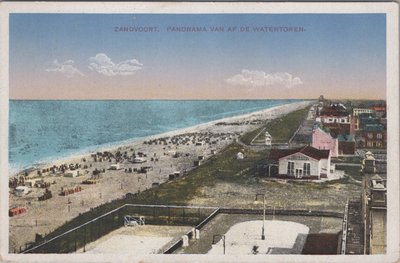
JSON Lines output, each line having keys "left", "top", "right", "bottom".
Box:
{"left": 255, "top": 194, "right": 266, "bottom": 240}
{"left": 212, "top": 234, "right": 226, "bottom": 255}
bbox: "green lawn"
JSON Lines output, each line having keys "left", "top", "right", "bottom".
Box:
{"left": 137, "top": 142, "right": 269, "bottom": 205}
{"left": 335, "top": 164, "right": 364, "bottom": 181}
{"left": 331, "top": 156, "right": 362, "bottom": 164}
{"left": 240, "top": 107, "right": 310, "bottom": 145}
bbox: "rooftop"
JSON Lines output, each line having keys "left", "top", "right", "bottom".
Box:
{"left": 269, "top": 145, "right": 330, "bottom": 161}
{"left": 319, "top": 104, "right": 349, "bottom": 117}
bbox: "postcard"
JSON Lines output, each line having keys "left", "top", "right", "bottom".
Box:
{"left": 0, "top": 2, "right": 398, "bottom": 263}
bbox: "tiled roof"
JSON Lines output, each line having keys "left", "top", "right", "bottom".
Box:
{"left": 319, "top": 105, "right": 349, "bottom": 117}
{"left": 269, "top": 146, "right": 330, "bottom": 161}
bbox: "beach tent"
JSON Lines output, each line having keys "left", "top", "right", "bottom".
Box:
{"left": 64, "top": 170, "right": 79, "bottom": 177}
{"left": 15, "top": 186, "right": 30, "bottom": 196}
{"left": 110, "top": 164, "right": 120, "bottom": 170}
{"left": 132, "top": 157, "right": 146, "bottom": 163}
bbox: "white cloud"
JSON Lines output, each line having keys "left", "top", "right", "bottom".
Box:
{"left": 88, "top": 53, "right": 143, "bottom": 76}
{"left": 45, "top": 59, "right": 84, "bottom": 78}
{"left": 225, "top": 70, "right": 303, "bottom": 89}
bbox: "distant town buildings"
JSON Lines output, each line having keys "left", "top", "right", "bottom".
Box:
{"left": 371, "top": 104, "right": 386, "bottom": 118}
{"left": 314, "top": 101, "right": 386, "bottom": 151}
{"left": 263, "top": 97, "right": 387, "bottom": 255}
{"left": 266, "top": 100, "right": 386, "bottom": 179}
{"left": 313, "top": 99, "right": 387, "bottom": 255}
{"left": 316, "top": 103, "right": 351, "bottom": 124}
{"left": 267, "top": 99, "right": 387, "bottom": 180}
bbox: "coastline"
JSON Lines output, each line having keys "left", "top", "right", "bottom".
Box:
{"left": 10, "top": 100, "right": 311, "bottom": 178}
{"left": 8, "top": 100, "right": 312, "bottom": 251}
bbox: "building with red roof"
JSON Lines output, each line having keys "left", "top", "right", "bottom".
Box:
{"left": 268, "top": 146, "right": 332, "bottom": 180}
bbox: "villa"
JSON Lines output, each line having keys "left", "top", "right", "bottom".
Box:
{"left": 268, "top": 146, "right": 332, "bottom": 180}
{"left": 312, "top": 127, "right": 338, "bottom": 157}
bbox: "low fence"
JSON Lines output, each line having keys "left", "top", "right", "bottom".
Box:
{"left": 162, "top": 207, "right": 343, "bottom": 254}
{"left": 163, "top": 208, "right": 221, "bottom": 254}
{"left": 22, "top": 204, "right": 217, "bottom": 254}
{"left": 22, "top": 205, "right": 126, "bottom": 254}
{"left": 21, "top": 204, "right": 344, "bottom": 254}
{"left": 220, "top": 208, "right": 343, "bottom": 218}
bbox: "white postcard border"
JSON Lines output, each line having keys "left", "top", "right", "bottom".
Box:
{"left": 0, "top": 2, "right": 398, "bottom": 263}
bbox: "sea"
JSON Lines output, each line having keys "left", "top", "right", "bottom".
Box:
{"left": 9, "top": 100, "right": 301, "bottom": 175}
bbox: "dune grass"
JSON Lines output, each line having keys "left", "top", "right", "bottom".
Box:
{"left": 240, "top": 106, "right": 309, "bottom": 145}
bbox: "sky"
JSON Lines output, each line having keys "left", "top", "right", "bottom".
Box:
{"left": 9, "top": 13, "right": 386, "bottom": 100}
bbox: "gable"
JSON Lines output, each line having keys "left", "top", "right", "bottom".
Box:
{"left": 280, "top": 152, "right": 318, "bottom": 162}
{"left": 314, "top": 128, "right": 335, "bottom": 140}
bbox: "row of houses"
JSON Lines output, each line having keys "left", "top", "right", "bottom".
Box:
{"left": 312, "top": 101, "right": 387, "bottom": 156}
{"left": 265, "top": 99, "right": 386, "bottom": 180}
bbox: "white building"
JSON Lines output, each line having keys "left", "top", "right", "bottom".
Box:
{"left": 353, "top": 108, "right": 373, "bottom": 116}
{"left": 236, "top": 152, "right": 244, "bottom": 160}
{"left": 265, "top": 131, "right": 272, "bottom": 146}
{"left": 316, "top": 104, "right": 351, "bottom": 124}
{"left": 269, "top": 146, "right": 332, "bottom": 179}
{"left": 317, "top": 115, "right": 350, "bottom": 124}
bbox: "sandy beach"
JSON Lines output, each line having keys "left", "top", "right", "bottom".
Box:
{"left": 8, "top": 101, "right": 311, "bottom": 252}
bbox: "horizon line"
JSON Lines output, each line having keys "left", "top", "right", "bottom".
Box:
{"left": 9, "top": 98, "right": 307, "bottom": 101}
{"left": 8, "top": 98, "right": 386, "bottom": 101}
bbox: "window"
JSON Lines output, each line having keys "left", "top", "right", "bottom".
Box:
{"left": 367, "top": 133, "right": 373, "bottom": 139}
{"left": 376, "top": 141, "right": 382, "bottom": 147}
{"left": 303, "top": 163, "right": 311, "bottom": 176}
{"left": 287, "top": 162, "right": 294, "bottom": 176}
{"left": 341, "top": 119, "right": 345, "bottom": 123}
{"left": 377, "top": 133, "right": 382, "bottom": 139}
{"left": 367, "top": 141, "right": 373, "bottom": 147}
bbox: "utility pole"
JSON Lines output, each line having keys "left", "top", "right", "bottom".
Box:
{"left": 255, "top": 193, "right": 266, "bottom": 240}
